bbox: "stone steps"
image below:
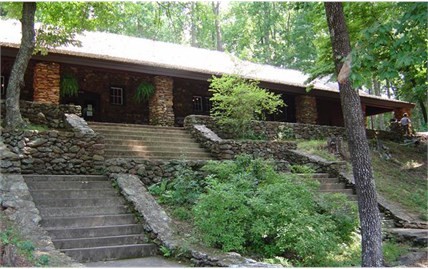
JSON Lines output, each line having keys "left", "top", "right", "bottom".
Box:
{"left": 89, "top": 122, "right": 213, "bottom": 161}
{"left": 24, "top": 175, "right": 158, "bottom": 262}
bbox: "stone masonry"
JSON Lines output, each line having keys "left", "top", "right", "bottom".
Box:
{"left": 295, "top": 95, "right": 317, "bottom": 124}
{"left": 149, "top": 76, "right": 175, "bottom": 126}
{"left": 33, "top": 62, "right": 60, "bottom": 104}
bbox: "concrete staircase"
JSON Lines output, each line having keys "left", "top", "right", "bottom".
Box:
{"left": 24, "top": 175, "right": 158, "bottom": 262}
{"left": 297, "top": 173, "right": 397, "bottom": 228}
{"left": 89, "top": 122, "right": 213, "bottom": 161}
{"left": 295, "top": 173, "right": 357, "bottom": 201}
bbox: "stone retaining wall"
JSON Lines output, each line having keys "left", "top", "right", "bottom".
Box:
{"left": 184, "top": 114, "right": 402, "bottom": 141}
{"left": 184, "top": 117, "right": 297, "bottom": 161}
{"left": 105, "top": 159, "right": 207, "bottom": 185}
{"left": 1, "top": 100, "right": 81, "bottom": 129}
{"left": 1, "top": 129, "right": 104, "bottom": 175}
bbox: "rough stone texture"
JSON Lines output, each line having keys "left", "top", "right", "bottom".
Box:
{"left": 33, "top": 62, "right": 60, "bottom": 104}
{"left": 64, "top": 113, "right": 95, "bottom": 135}
{"left": 1, "top": 129, "right": 104, "bottom": 175}
{"left": 185, "top": 115, "right": 403, "bottom": 142}
{"left": 295, "top": 95, "right": 317, "bottom": 124}
{"left": 185, "top": 119, "right": 297, "bottom": 162}
{"left": 105, "top": 159, "right": 207, "bottom": 186}
{"left": 149, "top": 76, "right": 175, "bottom": 126}
{"left": 0, "top": 174, "right": 81, "bottom": 267}
{"left": 0, "top": 139, "right": 21, "bottom": 174}
{"left": 0, "top": 100, "right": 81, "bottom": 129}
{"left": 112, "top": 173, "right": 279, "bottom": 267}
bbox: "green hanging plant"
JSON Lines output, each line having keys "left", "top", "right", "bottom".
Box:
{"left": 134, "top": 81, "right": 155, "bottom": 103}
{"left": 60, "top": 74, "right": 79, "bottom": 97}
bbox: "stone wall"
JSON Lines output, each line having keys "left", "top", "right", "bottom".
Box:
{"left": 149, "top": 76, "right": 175, "bottom": 126}
{"left": 295, "top": 95, "right": 317, "bottom": 124}
{"left": 33, "top": 62, "right": 60, "bottom": 104}
{"left": 0, "top": 140, "right": 21, "bottom": 174}
{"left": 1, "top": 100, "right": 81, "bottom": 129}
{"left": 1, "top": 129, "right": 105, "bottom": 175}
{"left": 184, "top": 115, "right": 403, "bottom": 142}
{"left": 105, "top": 159, "right": 207, "bottom": 185}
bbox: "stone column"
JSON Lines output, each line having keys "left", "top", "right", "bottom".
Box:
{"left": 149, "top": 76, "right": 175, "bottom": 126}
{"left": 295, "top": 95, "right": 317, "bottom": 125}
{"left": 33, "top": 62, "right": 60, "bottom": 104}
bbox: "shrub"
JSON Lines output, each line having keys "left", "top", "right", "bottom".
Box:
{"left": 193, "top": 155, "right": 359, "bottom": 266}
{"left": 209, "top": 75, "right": 284, "bottom": 139}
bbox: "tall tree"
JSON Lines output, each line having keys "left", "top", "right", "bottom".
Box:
{"left": 5, "top": 2, "right": 36, "bottom": 129}
{"left": 324, "top": 3, "right": 383, "bottom": 266}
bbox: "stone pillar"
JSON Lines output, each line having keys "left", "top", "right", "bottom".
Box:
{"left": 33, "top": 62, "right": 60, "bottom": 104}
{"left": 149, "top": 76, "right": 175, "bottom": 126}
{"left": 295, "top": 95, "right": 317, "bottom": 125}
{"left": 394, "top": 108, "right": 412, "bottom": 121}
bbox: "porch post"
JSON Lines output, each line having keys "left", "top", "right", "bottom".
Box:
{"left": 149, "top": 75, "right": 175, "bottom": 126}
{"left": 295, "top": 95, "right": 317, "bottom": 125}
{"left": 33, "top": 62, "right": 60, "bottom": 104}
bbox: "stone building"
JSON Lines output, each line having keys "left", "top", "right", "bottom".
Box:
{"left": 0, "top": 20, "right": 414, "bottom": 127}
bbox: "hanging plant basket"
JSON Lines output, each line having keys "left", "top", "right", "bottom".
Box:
{"left": 60, "top": 74, "right": 79, "bottom": 97}
{"left": 134, "top": 81, "right": 155, "bottom": 103}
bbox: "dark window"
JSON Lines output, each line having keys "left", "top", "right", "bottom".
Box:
{"left": 204, "top": 97, "right": 212, "bottom": 112}
{"left": 110, "top": 87, "right": 124, "bottom": 105}
{"left": 192, "top": 96, "right": 203, "bottom": 112}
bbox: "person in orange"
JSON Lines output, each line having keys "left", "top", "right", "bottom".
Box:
{"left": 400, "top": 113, "right": 412, "bottom": 136}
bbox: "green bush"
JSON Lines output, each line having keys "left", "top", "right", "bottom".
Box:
{"left": 290, "top": 164, "right": 316, "bottom": 174}
{"left": 209, "top": 75, "right": 284, "bottom": 139}
{"left": 192, "top": 155, "right": 359, "bottom": 266}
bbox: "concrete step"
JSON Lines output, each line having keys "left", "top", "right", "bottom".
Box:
{"left": 23, "top": 175, "right": 107, "bottom": 182}
{"left": 89, "top": 122, "right": 184, "bottom": 130}
{"left": 62, "top": 243, "right": 158, "bottom": 262}
{"left": 92, "top": 128, "right": 190, "bottom": 136}
{"left": 107, "top": 144, "right": 207, "bottom": 153}
{"left": 104, "top": 139, "right": 202, "bottom": 148}
{"left": 30, "top": 189, "right": 117, "bottom": 199}
{"left": 46, "top": 224, "right": 144, "bottom": 239}
{"left": 34, "top": 197, "right": 125, "bottom": 208}
{"left": 41, "top": 214, "right": 136, "bottom": 228}
{"left": 320, "top": 189, "right": 355, "bottom": 196}
{"left": 39, "top": 206, "right": 129, "bottom": 218}
{"left": 316, "top": 178, "right": 341, "bottom": 184}
{"left": 105, "top": 150, "right": 211, "bottom": 158}
{"left": 294, "top": 173, "right": 330, "bottom": 178}
{"left": 26, "top": 181, "right": 112, "bottom": 190}
{"left": 102, "top": 135, "right": 195, "bottom": 143}
{"left": 53, "top": 234, "right": 148, "bottom": 249}
{"left": 319, "top": 182, "right": 346, "bottom": 191}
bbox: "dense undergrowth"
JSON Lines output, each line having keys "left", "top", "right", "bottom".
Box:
{"left": 149, "top": 155, "right": 360, "bottom": 266}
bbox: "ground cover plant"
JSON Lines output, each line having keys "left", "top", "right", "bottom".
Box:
{"left": 149, "top": 155, "right": 360, "bottom": 266}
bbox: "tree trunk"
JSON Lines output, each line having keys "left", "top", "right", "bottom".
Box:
{"left": 418, "top": 98, "right": 427, "bottom": 125}
{"left": 5, "top": 2, "right": 36, "bottom": 129}
{"left": 212, "top": 2, "right": 223, "bottom": 51}
{"left": 324, "top": 3, "right": 384, "bottom": 267}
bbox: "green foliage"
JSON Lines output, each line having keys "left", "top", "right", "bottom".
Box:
{"left": 289, "top": 164, "right": 315, "bottom": 174}
{"left": 209, "top": 75, "right": 284, "bottom": 139}
{"left": 36, "top": 255, "right": 50, "bottom": 267}
{"left": 159, "top": 245, "right": 172, "bottom": 257}
{"left": 134, "top": 81, "right": 155, "bottom": 103}
{"left": 297, "top": 139, "right": 340, "bottom": 161}
{"left": 60, "top": 74, "right": 79, "bottom": 97}
{"left": 172, "top": 206, "right": 192, "bottom": 221}
{"left": 276, "top": 125, "right": 294, "bottom": 140}
{"left": 192, "top": 155, "right": 359, "bottom": 266}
